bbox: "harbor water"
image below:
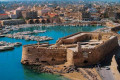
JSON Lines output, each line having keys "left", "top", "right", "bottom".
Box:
{"left": 0, "top": 25, "right": 104, "bottom": 80}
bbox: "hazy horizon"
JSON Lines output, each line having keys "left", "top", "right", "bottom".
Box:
{"left": 0, "top": 0, "right": 120, "bottom": 2}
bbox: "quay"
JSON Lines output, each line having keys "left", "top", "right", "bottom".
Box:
{"left": 0, "top": 20, "right": 105, "bottom": 34}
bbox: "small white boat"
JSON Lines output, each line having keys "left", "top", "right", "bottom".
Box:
{"left": 0, "top": 45, "right": 14, "bottom": 51}
{"left": 13, "top": 42, "right": 22, "bottom": 46}
{"left": 0, "top": 35, "right": 5, "bottom": 37}
{"left": 33, "top": 30, "right": 46, "bottom": 33}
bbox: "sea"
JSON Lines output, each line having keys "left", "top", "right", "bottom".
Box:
{"left": 0, "top": 25, "right": 104, "bottom": 80}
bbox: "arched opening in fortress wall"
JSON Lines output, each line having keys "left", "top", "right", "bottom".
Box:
{"left": 29, "top": 20, "right": 34, "bottom": 24}
{"left": 46, "top": 19, "right": 50, "bottom": 23}
{"left": 41, "top": 20, "right": 46, "bottom": 24}
{"left": 35, "top": 20, "right": 40, "bottom": 24}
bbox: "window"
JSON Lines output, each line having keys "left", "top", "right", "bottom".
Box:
{"left": 51, "top": 58, "right": 55, "bottom": 61}
{"left": 36, "top": 58, "right": 39, "bottom": 62}
{"left": 89, "top": 36, "right": 91, "bottom": 39}
{"left": 41, "top": 61, "right": 47, "bottom": 63}
{"left": 83, "top": 60, "right": 88, "bottom": 64}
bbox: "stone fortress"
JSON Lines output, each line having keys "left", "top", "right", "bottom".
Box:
{"left": 21, "top": 32, "right": 119, "bottom": 67}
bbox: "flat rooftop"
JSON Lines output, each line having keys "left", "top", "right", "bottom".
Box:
{"left": 66, "top": 33, "right": 86, "bottom": 39}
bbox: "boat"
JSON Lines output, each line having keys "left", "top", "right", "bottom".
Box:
{"left": 13, "top": 42, "right": 22, "bottom": 46}
{"left": 0, "top": 35, "right": 5, "bottom": 37}
{"left": 0, "top": 45, "right": 14, "bottom": 51}
{"left": 33, "top": 30, "right": 46, "bottom": 33}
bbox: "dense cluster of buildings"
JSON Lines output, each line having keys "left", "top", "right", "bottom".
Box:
{"left": 0, "top": 1, "right": 120, "bottom": 25}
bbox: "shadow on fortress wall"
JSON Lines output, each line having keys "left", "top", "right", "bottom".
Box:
{"left": 115, "top": 46, "right": 120, "bottom": 72}
{"left": 81, "top": 46, "right": 120, "bottom": 69}
{"left": 100, "top": 47, "right": 119, "bottom": 66}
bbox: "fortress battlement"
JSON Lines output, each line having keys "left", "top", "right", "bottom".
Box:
{"left": 21, "top": 32, "right": 119, "bottom": 67}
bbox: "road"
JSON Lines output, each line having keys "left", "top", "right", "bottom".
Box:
{"left": 97, "top": 67, "right": 114, "bottom": 80}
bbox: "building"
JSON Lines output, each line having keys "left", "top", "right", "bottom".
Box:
{"left": 0, "top": 9, "right": 5, "bottom": 14}
{"left": 0, "top": 22, "right": 2, "bottom": 30}
{"left": 1, "top": 19, "right": 25, "bottom": 26}
{"left": 48, "top": 13, "right": 57, "bottom": 18}
{"left": 65, "top": 12, "right": 82, "bottom": 20}
{"left": 0, "top": 14, "right": 9, "bottom": 20}
{"left": 15, "top": 7, "right": 25, "bottom": 18}
{"left": 87, "top": 8, "right": 101, "bottom": 21}
{"left": 22, "top": 10, "right": 38, "bottom": 19}
{"left": 90, "top": 13, "right": 100, "bottom": 21}
{"left": 21, "top": 32, "right": 118, "bottom": 67}
{"left": 82, "top": 12, "right": 91, "bottom": 21}
{"left": 115, "top": 12, "right": 120, "bottom": 20}
{"left": 9, "top": 14, "right": 17, "bottom": 19}
{"left": 40, "top": 8, "right": 51, "bottom": 16}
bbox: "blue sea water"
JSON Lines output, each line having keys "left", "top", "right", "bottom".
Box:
{"left": 117, "top": 31, "right": 120, "bottom": 34}
{"left": 0, "top": 25, "right": 104, "bottom": 80}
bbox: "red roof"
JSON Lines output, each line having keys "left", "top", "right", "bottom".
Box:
{"left": 0, "top": 14, "right": 8, "bottom": 15}
{"left": 48, "top": 13, "right": 57, "bottom": 17}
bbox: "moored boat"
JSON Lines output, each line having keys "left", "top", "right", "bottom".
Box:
{"left": 0, "top": 45, "right": 14, "bottom": 51}
{"left": 13, "top": 42, "right": 22, "bottom": 46}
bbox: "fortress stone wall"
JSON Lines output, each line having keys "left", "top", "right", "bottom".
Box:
{"left": 21, "top": 32, "right": 119, "bottom": 67}
{"left": 22, "top": 45, "right": 67, "bottom": 65}
{"left": 67, "top": 36, "right": 118, "bottom": 67}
